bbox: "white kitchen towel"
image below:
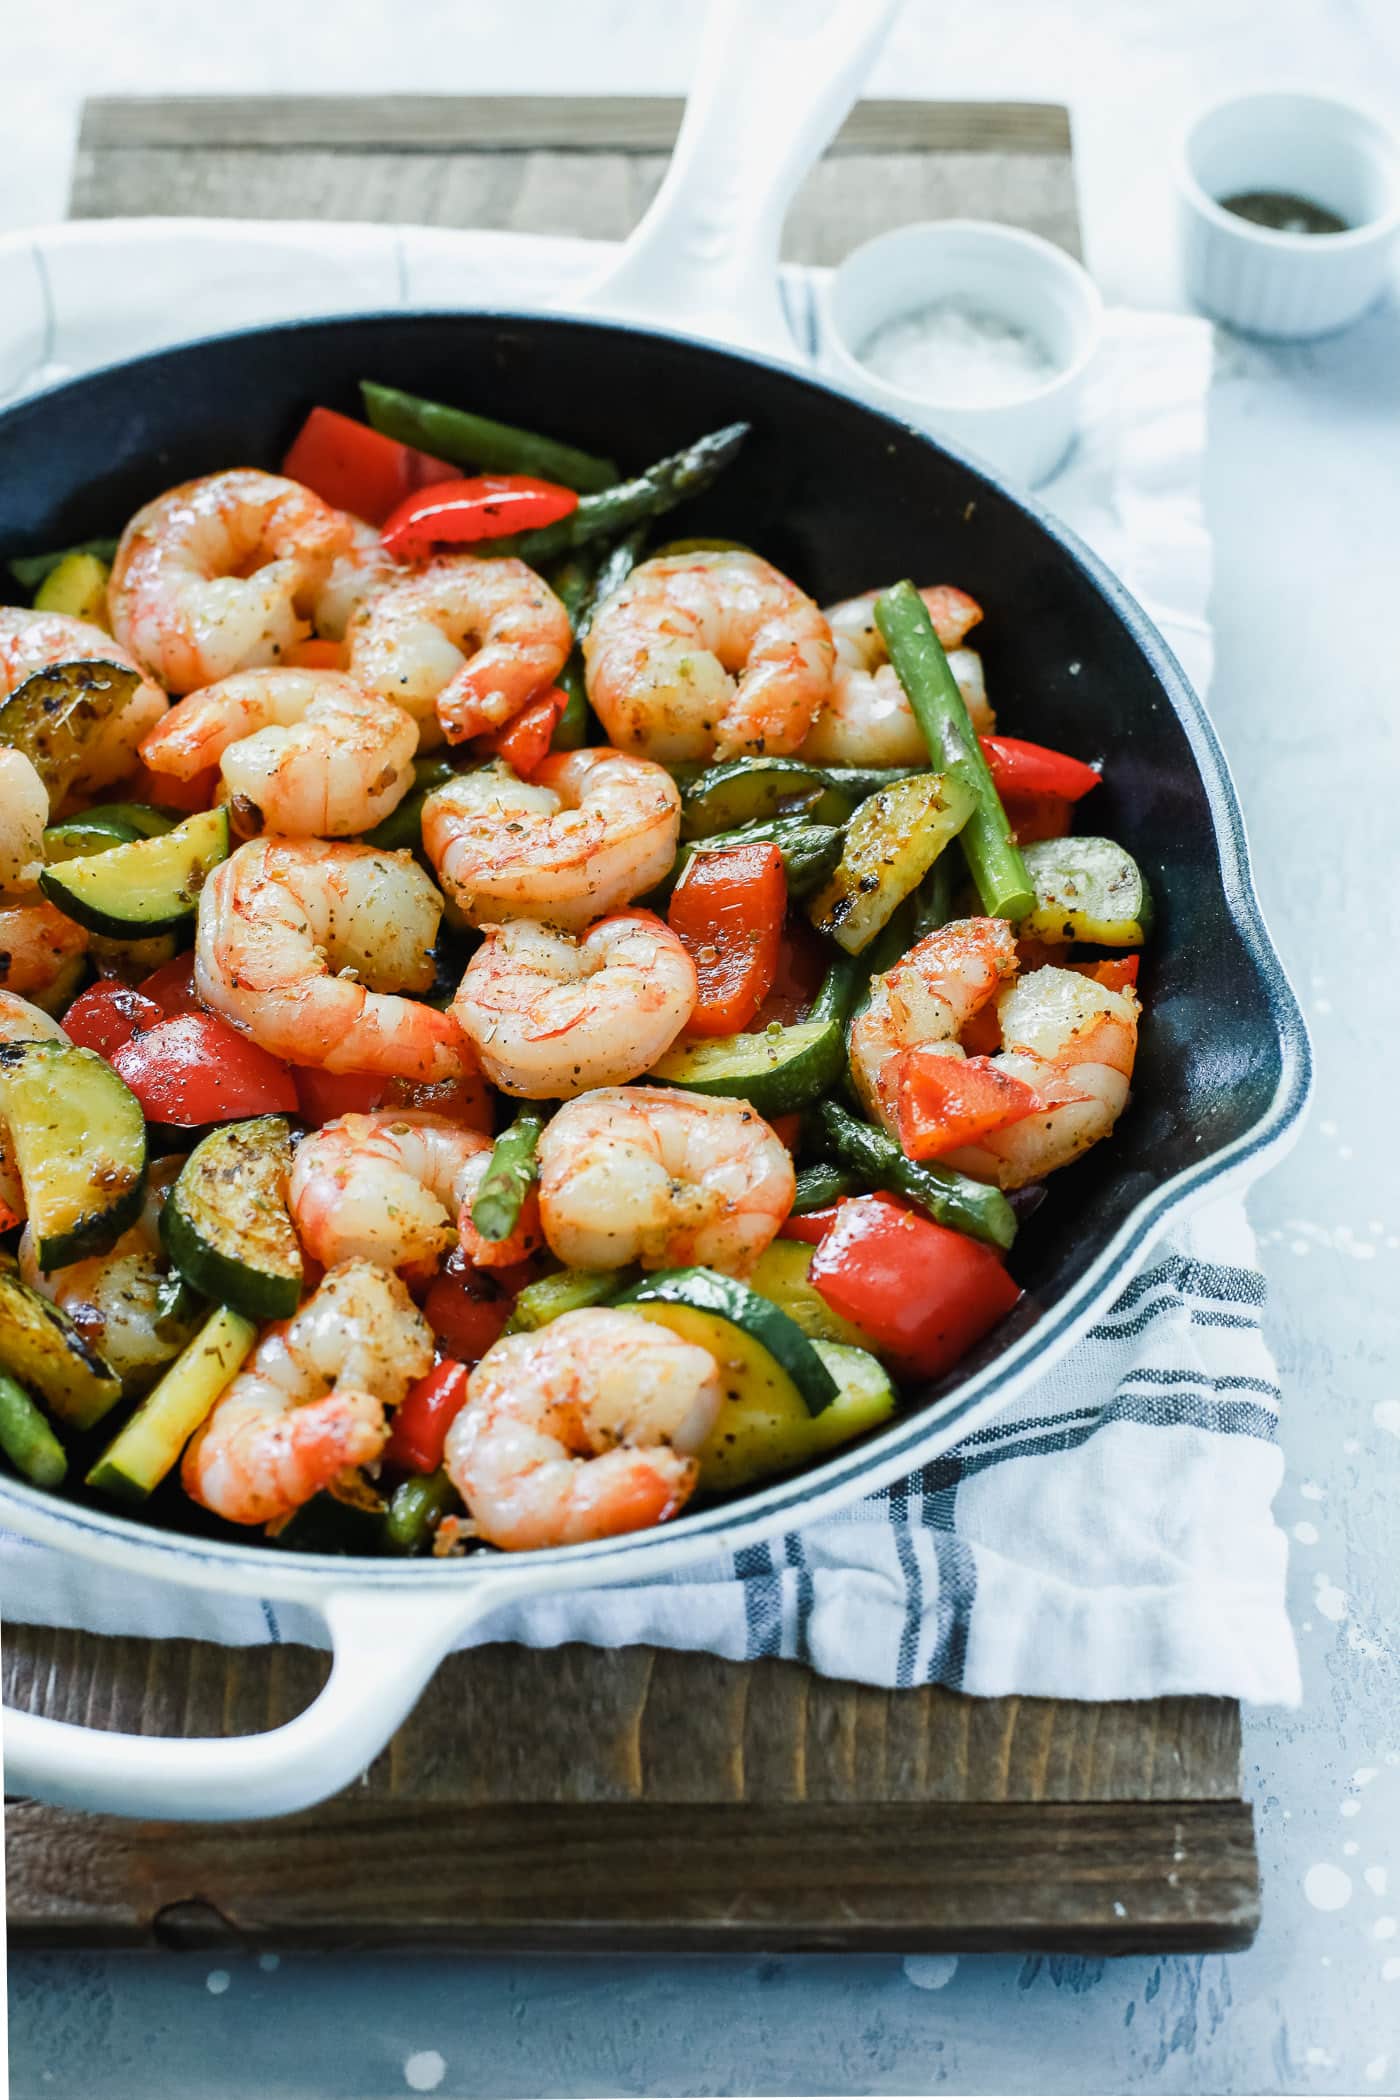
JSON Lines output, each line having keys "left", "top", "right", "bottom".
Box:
{"left": 0, "top": 218, "right": 1297, "bottom": 1701}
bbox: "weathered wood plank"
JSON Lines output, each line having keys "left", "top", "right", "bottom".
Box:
{"left": 1, "top": 1626, "right": 1243, "bottom": 1807}
{"left": 3, "top": 1798, "right": 1260, "bottom": 1953}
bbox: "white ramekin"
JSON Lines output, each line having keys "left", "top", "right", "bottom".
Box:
{"left": 819, "top": 220, "right": 1103, "bottom": 489}
{"left": 1176, "top": 90, "right": 1400, "bottom": 338}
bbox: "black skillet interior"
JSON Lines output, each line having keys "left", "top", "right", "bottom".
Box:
{"left": 0, "top": 310, "right": 1292, "bottom": 1471}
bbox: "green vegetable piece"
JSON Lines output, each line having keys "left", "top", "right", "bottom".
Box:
{"left": 0, "top": 658, "right": 141, "bottom": 802}
{"left": 362, "top": 756, "right": 459, "bottom": 851}
{"left": 360, "top": 380, "right": 619, "bottom": 492}
{"left": 483, "top": 422, "right": 751, "bottom": 567}
{"left": 817, "top": 1100, "right": 1017, "bottom": 1252}
{"left": 508, "top": 1266, "right": 636, "bottom": 1333}
{"left": 42, "top": 813, "right": 142, "bottom": 863}
{"left": 618, "top": 1265, "right": 839, "bottom": 1419}
{"left": 807, "top": 771, "right": 976, "bottom": 955}
{"left": 34, "top": 550, "right": 110, "bottom": 623}
{"left": 80, "top": 801, "right": 180, "bottom": 839}
{"left": 161, "top": 1117, "right": 303, "bottom": 1320}
{"left": 681, "top": 757, "right": 923, "bottom": 839}
{"left": 695, "top": 1336, "right": 894, "bottom": 1492}
{"left": 0, "top": 1039, "right": 146, "bottom": 1268}
{"left": 874, "top": 579, "right": 1035, "bottom": 922}
{"left": 1019, "top": 835, "right": 1153, "bottom": 947}
{"left": 385, "top": 1468, "right": 462, "bottom": 1556}
{"left": 7, "top": 538, "right": 120, "bottom": 591}
{"left": 471, "top": 1110, "right": 545, "bottom": 1244}
{"left": 0, "top": 1371, "right": 67, "bottom": 1488}
{"left": 791, "top": 1161, "right": 857, "bottom": 1213}
{"left": 38, "top": 804, "right": 230, "bottom": 938}
{"left": 85, "top": 1306, "right": 258, "bottom": 1502}
{"left": 0, "top": 1254, "right": 122, "bottom": 1432}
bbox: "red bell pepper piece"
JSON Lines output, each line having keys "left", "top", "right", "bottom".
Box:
{"left": 380, "top": 476, "right": 579, "bottom": 561}
{"left": 137, "top": 951, "right": 203, "bottom": 1018}
{"left": 768, "top": 1113, "right": 803, "bottom": 1154}
{"left": 293, "top": 1067, "right": 391, "bottom": 1127}
{"left": 667, "top": 841, "right": 787, "bottom": 1036}
{"left": 894, "top": 1047, "right": 1042, "bottom": 1162}
{"left": 382, "top": 1359, "right": 472, "bottom": 1474}
{"left": 809, "top": 1194, "right": 1021, "bottom": 1381}
{"left": 282, "top": 405, "right": 455, "bottom": 528}
{"left": 979, "top": 735, "right": 1100, "bottom": 802}
{"left": 124, "top": 761, "right": 220, "bottom": 814}
{"left": 1005, "top": 790, "right": 1073, "bottom": 844}
{"left": 959, "top": 1001, "right": 1002, "bottom": 1057}
{"left": 282, "top": 637, "right": 348, "bottom": 672}
{"left": 111, "top": 1014, "right": 298, "bottom": 1125}
{"left": 779, "top": 1201, "right": 850, "bottom": 1245}
{"left": 422, "top": 1255, "right": 511, "bottom": 1365}
{"left": 1070, "top": 955, "right": 1141, "bottom": 994}
{"left": 479, "top": 687, "right": 569, "bottom": 776}
{"left": 61, "top": 982, "right": 163, "bottom": 1061}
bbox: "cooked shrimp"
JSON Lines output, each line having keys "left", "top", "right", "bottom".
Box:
{"left": 20, "top": 1158, "right": 197, "bottom": 1390}
{"left": 537, "top": 1086, "right": 794, "bottom": 1276}
{"left": 0, "top": 897, "right": 88, "bottom": 1003}
{"left": 182, "top": 1260, "right": 433, "bottom": 1527}
{"left": 583, "top": 549, "right": 834, "bottom": 761}
{"left": 289, "top": 1108, "right": 491, "bottom": 1277}
{"left": 195, "top": 837, "right": 469, "bottom": 1080}
{"left": 942, "top": 966, "right": 1139, "bottom": 1190}
{"left": 422, "top": 748, "right": 680, "bottom": 931}
{"left": 850, "top": 917, "right": 1020, "bottom": 1134}
{"left": 313, "top": 516, "right": 395, "bottom": 640}
{"left": 849, "top": 917, "right": 1139, "bottom": 1189}
{"left": 0, "top": 749, "right": 47, "bottom": 891}
{"left": 108, "top": 470, "right": 353, "bottom": 694}
{"left": 800, "top": 584, "right": 992, "bottom": 766}
{"left": 0, "top": 990, "right": 68, "bottom": 1228}
{"left": 452, "top": 911, "right": 696, "bottom": 1099}
{"left": 347, "top": 553, "right": 571, "bottom": 745}
{"left": 444, "top": 1307, "right": 722, "bottom": 1549}
{"left": 138, "top": 668, "right": 416, "bottom": 838}
{"left": 0, "top": 609, "right": 168, "bottom": 793}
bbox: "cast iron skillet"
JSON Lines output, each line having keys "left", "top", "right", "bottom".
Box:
{"left": 0, "top": 312, "right": 1310, "bottom": 1816}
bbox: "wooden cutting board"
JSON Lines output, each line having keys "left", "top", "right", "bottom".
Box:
{"left": 3, "top": 96, "right": 1259, "bottom": 1954}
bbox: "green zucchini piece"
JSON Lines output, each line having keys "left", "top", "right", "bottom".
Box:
{"left": 78, "top": 801, "right": 179, "bottom": 839}
{"left": 697, "top": 1337, "right": 895, "bottom": 1493}
{"left": 86, "top": 1303, "right": 257, "bottom": 1502}
{"left": 0, "top": 1370, "right": 68, "bottom": 1487}
{"left": 1019, "top": 836, "right": 1153, "bottom": 947}
{"left": 42, "top": 813, "right": 143, "bottom": 863}
{"left": 649, "top": 1018, "right": 844, "bottom": 1116}
{"left": 38, "top": 805, "right": 230, "bottom": 938}
{"left": 650, "top": 535, "right": 754, "bottom": 558}
{"left": 8, "top": 537, "right": 120, "bottom": 592}
{"left": 0, "top": 659, "right": 141, "bottom": 802}
{"left": 749, "top": 1239, "right": 879, "bottom": 1352}
{"left": 0, "top": 1254, "right": 122, "bottom": 1431}
{"left": 617, "top": 1265, "right": 838, "bottom": 1418}
{"left": 34, "top": 550, "right": 110, "bottom": 624}
{"left": 161, "top": 1117, "right": 302, "bottom": 1320}
{"left": 681, "top": 757, "right": 922, "bottom": 838}
{"left": 808, "top": 772, "right": 976, "bottom": 955}
{"left": 507, "top": 1265, "right": 636, "bottom": 1333}
{"left": 0, "top": 1039, "right": 146, "bottom": 1267}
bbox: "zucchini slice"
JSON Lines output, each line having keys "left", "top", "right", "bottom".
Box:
{"left": 749, "top": 1238, "right": 881, "bottom": 1353}
{"left": 0, "top": 1370, "right": 68, "bottom": 1488}
{"left": 649, "top": 1017, "right": 844, "bottom": 1117}
{"left": 42, "top": 812, "right": 143, "bottom": 863}
{"left": 681, "top": 757, "right": 921, "bottom": 838}
{"left": 617, "top": 1266, "right": 838, "bottom": 1418}
{"left": 0, "top": 1038, "right": 146, "bottom": 1267}
{"left": 0, "top": 1254, "right": 122, "bottom": 1431}
{"left": 808, "top": 772, "right": 976, "bottom": 955}
{"left": 1018, "top": 835, "right": 1153, "bottom": 946}
{"left": 79, "top": 801, "right": 180, "bottom": 839}
{"left": 0, "top": 659, "right": 141, "bottom": 801}
{"left": 697, "top": 1338, "right": 896, "bottom": 1493}
{"left": 34, "top": 550, "right": 111, "bottom": 625}
{"left": 86, "top": 1304, "right": 257, "bottom": 1502}
{"left": 161, "top": 1116, "right": 302, "bottom": 1320}
{"left": 38, "top": 805, "right": 230, "bottom": 939}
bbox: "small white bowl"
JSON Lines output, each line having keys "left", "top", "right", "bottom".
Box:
{"left": 820, "top": 220, "right": 1103, "bottom": 488}
{"left": 1176, "top": 90, "right": 1400, "bottom": 338}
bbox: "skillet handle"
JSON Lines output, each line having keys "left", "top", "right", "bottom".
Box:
{"left": 575, "top": 0, "right": 903, "bottom": 357}
{"left": 1, "top": 1576, "right": 541, "bottom": 1822}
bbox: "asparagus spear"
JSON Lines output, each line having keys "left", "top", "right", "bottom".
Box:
{"left": 791, "top": 1162, "right": 858, "bottom": 1214}
{"left": 471, "top": 1111, "right": 545, "bottom": 1244}
{"left": 385, "top": 1468, "right": 461, "bottom": 1556}
{"left": 0, "top": 1372, "right": 67, "bottom": 1487}
{"left": 816, "top": 1100, "right": 1017, "bottom": 1251}
{"left": 874, "top": 580, "right": 1034, "bottom": 922}
{"left": 546, "top": 528, "right": 647, "bottom": 750}
{"left": 360, "top": 381, "right": 618, "bottom": 492}
{"left": 486, "top": 422, "right": 751, "bottom": 567}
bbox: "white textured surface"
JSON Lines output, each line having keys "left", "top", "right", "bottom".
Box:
{"left": 6, "top": 2, "right": 1400, "bottom": 2094}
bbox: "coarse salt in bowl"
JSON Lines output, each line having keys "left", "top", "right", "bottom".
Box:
{"left": 820, "top": 220, "right": 1103, "bottom": 488}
